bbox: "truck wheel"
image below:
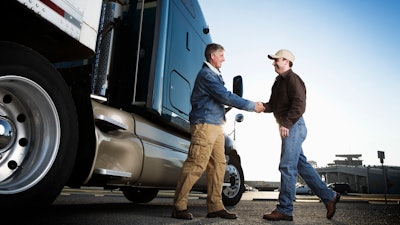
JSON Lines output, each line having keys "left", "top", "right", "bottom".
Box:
{"left": 222, "top": 155, "right": 245, "bottom": 206}
{"left": 0, "top": 41, "right": 79, "bottom": 207}
{"left": 122, "top": 187, "right": 159, "bottom": 203}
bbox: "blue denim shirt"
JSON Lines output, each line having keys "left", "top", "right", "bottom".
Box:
{"left": 189, "top": 63, "right": 256, "bottom": 125}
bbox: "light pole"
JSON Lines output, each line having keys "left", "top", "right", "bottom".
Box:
{"left": 377, "top": 150, "right": 387, "bottom": 205}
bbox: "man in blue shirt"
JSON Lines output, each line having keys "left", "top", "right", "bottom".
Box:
{"left": 172, "top": 43, "right": 265, "bottom": 220}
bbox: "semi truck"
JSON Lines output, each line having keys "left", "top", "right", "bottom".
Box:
{"left": 0, "top": 0, "right": 246, "bottom": 207}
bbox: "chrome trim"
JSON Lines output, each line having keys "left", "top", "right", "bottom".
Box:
{"left": 93, "top": 168, "right": 132, "bottom": 178}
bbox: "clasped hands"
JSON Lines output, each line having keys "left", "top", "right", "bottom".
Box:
{"left": 254, "top": 102, "right": 265, "bottom": 113}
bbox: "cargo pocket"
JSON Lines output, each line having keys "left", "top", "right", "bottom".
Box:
{"left": 188, "top": 138, "right": 208, "bottom": 160}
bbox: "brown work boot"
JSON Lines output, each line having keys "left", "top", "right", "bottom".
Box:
{"left": 207, "top": 209, "right": 237, "bottom": 219}
{"left": 263, "top": 210, "right": 293, "bottom": 221}
{"left": 171, "top": 209, "right": 193, "bottom": 220}
{"left": 326, "top": 192, "right": 341, "bottom": 219}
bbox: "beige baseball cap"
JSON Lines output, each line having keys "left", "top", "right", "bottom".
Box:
{"left": 268, "top": 49, "right": 295, "bottom": 62}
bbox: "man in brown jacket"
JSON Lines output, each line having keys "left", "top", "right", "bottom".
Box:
{"left": 262, "top": 49, "right": 340, "bottom": 221}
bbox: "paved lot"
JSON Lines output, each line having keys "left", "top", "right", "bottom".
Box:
{"left": 9, "top": 189, "right": 399, "bottom": 225}
{"left": 57, "top": 188, "right": 400, "bottom": 225}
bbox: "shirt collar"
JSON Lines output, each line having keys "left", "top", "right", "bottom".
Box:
{"left": 204, "top": 61, "right": 221, "bottom": 75}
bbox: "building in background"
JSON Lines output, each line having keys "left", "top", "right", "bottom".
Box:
{"left": 316, "top": 154, "right": 400, "bottom": 194}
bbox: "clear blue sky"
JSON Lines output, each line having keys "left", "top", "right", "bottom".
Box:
{"left": 199, "top": 0, "right": 400, "bottom": 181}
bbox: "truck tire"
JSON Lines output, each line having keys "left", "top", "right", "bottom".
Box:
{"left": 122, "top": 187, "right": 159, "bottom": 203}
{"left": 222, "top": 154, "right": 245, "bottom": 206}
{"left": 0, "top": 41, "right": 79, "bottom": 207}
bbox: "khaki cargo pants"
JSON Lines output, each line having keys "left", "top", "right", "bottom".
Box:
{"left": 173, "top": 123, "right": 226, "bottom": 213}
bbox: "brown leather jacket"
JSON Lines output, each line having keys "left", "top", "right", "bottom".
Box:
{"left": 263, "top": 69, "right": 306, "bottom": 129}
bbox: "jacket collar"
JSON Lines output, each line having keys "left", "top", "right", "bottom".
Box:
{"left": 279, "top": 69, "right": 292, "bottom": 78}
{"left": 204, "top": 61, "right": 221, "bottom": 75}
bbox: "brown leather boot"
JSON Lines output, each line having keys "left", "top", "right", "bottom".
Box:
{"left": 171, "top": 209, "right": 193, "bottom": 220}
{"left": 326, "top": 192, "right": 341, "bottom": 219}
{"left": 207, "top": 209, "right": 237, "bottom": 219}
{"left": 263, "top": 210, "right": 293, "bottom": 221}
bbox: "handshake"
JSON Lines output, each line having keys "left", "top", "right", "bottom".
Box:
{"left": 254, "top": 102, "right": 265, "bottom": 113}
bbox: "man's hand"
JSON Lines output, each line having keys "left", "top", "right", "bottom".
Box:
{"left": 280, "top": 126, "right": 289, "bottom": 138}
{"left": 254, "top": 102, "right": 265, "bottom": 113}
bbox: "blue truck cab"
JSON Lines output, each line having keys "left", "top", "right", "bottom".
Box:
{"left": 93, "top": 0, "right": 210, "bottom": 134}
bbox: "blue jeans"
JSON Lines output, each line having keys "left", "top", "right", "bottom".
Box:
{"left": 276, "top": 117, "right": 336, "bottom": 216}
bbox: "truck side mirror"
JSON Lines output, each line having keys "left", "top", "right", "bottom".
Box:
{"left": 225, "top": 75, "right": 244, "bottom": 114}
{"left": 235, "top": 113, "right": 244, "bottom": 122}
{"left": 233, "top": 75, "right": 243, "bottom": 97}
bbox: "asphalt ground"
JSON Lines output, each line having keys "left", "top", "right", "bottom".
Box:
{"left": 49, "top": 188, "right": 400, "bottom": 225}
